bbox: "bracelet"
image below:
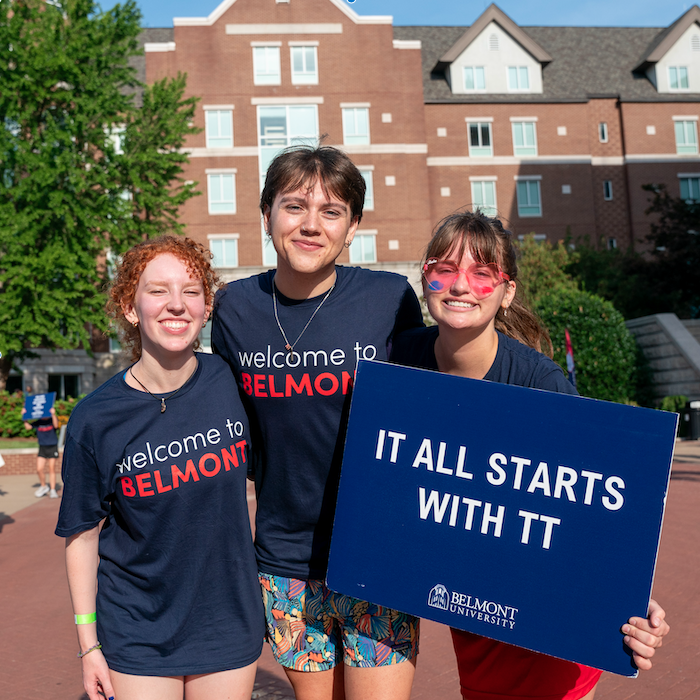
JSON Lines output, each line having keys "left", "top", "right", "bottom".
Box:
{"left": 75, "top": 612, "right": 96, "bottom": 625}
{"left": 77, "top": 643, "right": 102, "bottom": 659}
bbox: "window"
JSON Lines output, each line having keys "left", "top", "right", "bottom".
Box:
{"left": 603, "top": 181, "right": 613, "bottom": 200}
{"left": 468, "top": 122, "right": 492, "bottom": 157}
{"left": 508, "top": 66, "right": 529, "bottom": 91}
{"left": 512, "top": 122, "right": 537, "bottom": 156}
{"left": 349, "top": 233, "right": 377, "bottom": 264}
{"left": 470, "top": 180, "right": 497, "bottom": 216}
{"left": 599, "top": 122, "right": 608, "bottom": 143}
{"left": 48, "top": 374, "right": 80, "bottom": 400}
{"left": 291, "top": 46, "right": 318, "bottom": 85}
{"left": 205, "top": 110, "right": 233, "bottom": 148}
{"left": 342, "top": 107, "right": 370, "bottom": 145}
{"left": 669, "top": 66, "right": 689, "bottom": 91}
{"left": 608, "top": 238, "right": 617, "bottom": 250}
{"left": 209, "top": 235, "right": 239, "bottom": 267}
{"left": 680, "top": 176, "right": 700, "bottom": 202}
{"left": 516, "top": 179, "right": 542, "bottom": 217}
{"left": 253, "top": 46, "right": 281, "bottom": 85}
{"left": 464, "top": 66, "right": 485, "bottom": 91}
{"left": 207, "top": 173, "right": 236, "bottom": 214}
{"left": 359, "top": 169, "right": 374, "bottom": 210}
{"left": 675, "top": 120, "right": 699, "bottom": 155}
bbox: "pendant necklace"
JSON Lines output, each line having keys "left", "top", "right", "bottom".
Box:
{"left": 129, "top": 357, "right": 199, "bottom": 413}
{"left": 272, "top": 276, "right": 335, "bottom": 363}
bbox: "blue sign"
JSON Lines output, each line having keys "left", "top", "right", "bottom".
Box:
{"left": 24, "top": 392, "right": 56, "bottom": 421}
{"left": 327, "top": 360, "right": 676, "bottom": 677}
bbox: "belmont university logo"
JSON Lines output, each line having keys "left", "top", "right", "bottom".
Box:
{"left": 428, "top": 584, "right": 519, "bottom": 630}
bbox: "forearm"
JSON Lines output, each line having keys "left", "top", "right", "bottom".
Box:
{"left": 65, "top": 526, "right": 101, "bottom": 650}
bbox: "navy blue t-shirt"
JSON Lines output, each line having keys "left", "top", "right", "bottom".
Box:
{"left": 391, "top": 326, "right": 578, "bottom": 395}
{"left": 56, "top": 353, "right": 264, "bottom": 676}
{"left": 212, "top": 266, "right": 424, "bottom": 579}
{"left": 33, "top": 417, "right": 58, "bottom": 446}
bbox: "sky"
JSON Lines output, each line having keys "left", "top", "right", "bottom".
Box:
{"left": 98, "top": 0, "right": 697, "bottom": 28}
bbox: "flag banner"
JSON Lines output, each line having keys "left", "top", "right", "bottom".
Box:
{"left": 327, "top": 360, "right": 676, "bottom": 677}
{"left": 24, "top": 392, "right": 56, "bottom": 421}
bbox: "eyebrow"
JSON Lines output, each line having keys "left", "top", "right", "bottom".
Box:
{"left": 279, "top": 194, "right": 348, "bottom": 212}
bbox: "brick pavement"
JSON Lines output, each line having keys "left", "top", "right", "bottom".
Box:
{"left": 0, "top": 444, "right": 698, "bottom": 699}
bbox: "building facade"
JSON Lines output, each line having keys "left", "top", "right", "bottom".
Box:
{"left": 9, "top": 0, "right": 700, "bottom": 394}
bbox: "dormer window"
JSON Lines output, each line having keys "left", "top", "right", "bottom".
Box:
{"left": 464, "top": 66, "right": 486, "bottom": 91}
{"left": 669, "top": 66, "right": 690, "bottom": 91}
{"left": 508, "top": 66, "right": 530, "bottom": 91}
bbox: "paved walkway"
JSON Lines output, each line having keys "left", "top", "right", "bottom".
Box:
{"left": 1, "top": 441, "right": 698, "bottom": 700}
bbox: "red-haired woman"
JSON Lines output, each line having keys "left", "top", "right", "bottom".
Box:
{"left": 56, "top": 237, "right": 264, "bottom": 700}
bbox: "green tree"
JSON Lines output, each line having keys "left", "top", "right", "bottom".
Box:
{"left": 0, "top": 0, "right": 199, "bottom": 389}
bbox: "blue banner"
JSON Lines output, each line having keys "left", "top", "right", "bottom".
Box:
{"left": 24, "top": 392, "right": 56, "bottom": 421}
{"left": 327, "top": 360, "right": 676, "bottom": 677}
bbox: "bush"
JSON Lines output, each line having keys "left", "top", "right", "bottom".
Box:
{"left": 0, "top": 391, "right": 82, "bottom": 438}
{"left": 659, "top": 395, "right": 688, "bottom": 437}
{"left": 534, "top": 289, "right": 637, "bottom": 403}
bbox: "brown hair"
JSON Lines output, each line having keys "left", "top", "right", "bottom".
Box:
{"left": 424, "top": 210, "right": 553, "bottom": 356}
{"left": 107, "top": 236, "right": 221, "bottom": 361}
{"left": 260, "top": 145, "right": 365, "bottom": 222}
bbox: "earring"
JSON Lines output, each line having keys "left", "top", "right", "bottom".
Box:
{"left": 503, "top": 308, "right": 508, "bottom": 317}
{"left": 202, "top": 321, "right": 207, "bottom": 328}
{"left": 344, "top": 241, "right": 351, "bottom": 248}
{"left": 132, "top": 320, "right": 139, "bottom": 328}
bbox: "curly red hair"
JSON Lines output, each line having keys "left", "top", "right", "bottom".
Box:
{"left": 107, "top": 236, "right": 221, "bottom": 361}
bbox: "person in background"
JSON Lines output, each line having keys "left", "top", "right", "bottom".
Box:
{"left": 22, "top": 391, "right": 60, "bottom": 498}
{"left": 56, "top": 236, "right": 264, "bottom": 700}
{"left": 391, "top": 210, "right": 670, "bottom": 700}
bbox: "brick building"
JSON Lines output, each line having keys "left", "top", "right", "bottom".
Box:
{"left": 8, "top": 0, "right": 700, "bottom": 393}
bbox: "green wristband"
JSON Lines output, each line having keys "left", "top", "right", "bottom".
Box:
{"left": 75, "top": 612, "right": 96, "bottom": 625}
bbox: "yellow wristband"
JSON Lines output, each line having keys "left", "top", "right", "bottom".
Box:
{"left": 75, "top": 612, "right": 96, "bottom": 625}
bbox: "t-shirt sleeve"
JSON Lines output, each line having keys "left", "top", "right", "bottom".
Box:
{"left": 211, "top": 287, "right": 231, "bottom": 363}
{"left": 392, "top": 283, "right": 424, "bottom": 338}
{"left": 55, "top": 432, "right": 112, "bottom": 537}
{"left": 536, "top": 362, "right": 579, "bottom": 396}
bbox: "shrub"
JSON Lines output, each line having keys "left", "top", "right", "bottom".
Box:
{"left": 534, "top": 289, "right": 637, "bottom": 403}
{"left": 0, "top": 391, "right": 82, "bottom": 438}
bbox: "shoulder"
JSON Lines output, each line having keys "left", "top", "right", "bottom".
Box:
{"left": 491, "top": 334, "right": 577, "bottom": 395}
{"left": 336, "top": 266, "right": 413, "bottom": 294}
{"left": 197, "top": 352, "right": 235, "bottom": 380}
{"left": 215, "top": 272, "right": 273, "bottom": 309}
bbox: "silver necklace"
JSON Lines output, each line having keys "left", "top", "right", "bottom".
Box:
{"left": 272, "top": 277, "right": 335, "bottom": 363}
{"left": 129, "top": 357, "right": 199, "bottom": 413}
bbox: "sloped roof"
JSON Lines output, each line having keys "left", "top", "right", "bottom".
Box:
{"left": 437, "top": 3, "right": 552, "bottom": 69}
{"left": 393, "top": 24, "right": 700, "bottom": 103}
{"left": 634, "top": 5, "right": 700, "bottom": 71}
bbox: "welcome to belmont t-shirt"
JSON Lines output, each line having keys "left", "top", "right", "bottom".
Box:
{"left": 55, "top": 353, "right": 264, "bottom": 676}
{"left": 212, "top": 265, "right": 424, "bottom": 580}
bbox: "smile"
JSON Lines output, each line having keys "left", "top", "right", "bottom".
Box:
{"left": 161, "top": 321, "right": 189, "bottom": 329}
{"left": 445, "top": 300, "right": 476, "bottom": 308}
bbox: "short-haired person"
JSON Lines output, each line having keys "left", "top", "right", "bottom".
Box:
{"left": 212, "top": 146, "right": 424, "bottom": 700}
{"left": 22, "top": 395, "right": 60, "bottom": 498}
{"left": 56, "top": 236, "right": 264, "bottom": 700}
{"left": 390, "top": 211, "right": 670, "bottom": 700}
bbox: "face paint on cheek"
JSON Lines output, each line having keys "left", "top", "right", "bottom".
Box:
{"left": 428, "top": 280, "right": 445, "bottom": 292}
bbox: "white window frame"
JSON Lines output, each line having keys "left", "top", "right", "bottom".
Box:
{"left": 349, "top": 231, "right": 377, "bottom": 264}
{"left": 599, "top": 122, "right": 608, "bottom": 143}
{"left": 467, "top": 120, "right": 493, "bottom": 157}
{"left": 253, "top": 45, "right": 281, "bottom": 86}
{"left": 290, "top": 44, "right": 318, "bottom": 85}
{"left": 359, "top": 168, "right": 374, "bottom": 211}
{"left": 668, "top": 66, "right": 690, "bottom": 91}
{"left": 511, "top": 121, "right": 537, "bottom": 157}
{"left": 205, "top": 109, "right": 233, "bottom": 149}
{"left": 603, "top": 180, "right": 613, "bottom": 201}
{"left": 469, "top": 179, "right": 498, "bottom": 216}
{"left": 674, "top": 119, "right": 699, "bottom": 155}
{"left": 207, "top": 171, "right": 237, "bottom": 215}
{"left": 507, "top": 66, "right": 530, "bottom": 92}
{"left": 342, "top": 107, "right": 370, "bottom": 145}
{"left": 463, "top": 66, "right": 486, "bottom": 92}
{"left": 679, "top": 175, "right": 700, "bottom": 202}
{"left": 515, "top": 177, "right": 542, "bottom": 218}
{"left": 208, "top": 234, "right": 239, "bottom": 268}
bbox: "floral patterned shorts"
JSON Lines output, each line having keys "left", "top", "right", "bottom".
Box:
{"left": 259, "top": 572, "right": 420, "bottom": 672}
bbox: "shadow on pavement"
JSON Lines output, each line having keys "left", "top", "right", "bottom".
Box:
{"left": 252, "top": 667, "right": 295, "bottom": 699}
{"left": 0, "top": 513, "right": 15, "bottom": 533}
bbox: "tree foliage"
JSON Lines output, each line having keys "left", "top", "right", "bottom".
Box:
{"left": 0, "top": 0, "right": 199, "bottom": 388}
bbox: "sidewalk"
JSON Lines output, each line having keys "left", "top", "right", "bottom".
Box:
{"left": 1, "top": 441, "right": 698, "bottom": 699}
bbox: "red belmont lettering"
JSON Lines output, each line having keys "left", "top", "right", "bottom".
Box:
{"left": 136, "top": 473, "right": 155, "bottom": 497}
{"left": 242, "top": 372, "right": 354, "bottom": 398}
{"left": 172, "top": 459, "right": 200, "bottom": 489}
{"left": 121, "top": 477, "right": 136, "bottom": 497}
{"left": 221, "top": 445, "right": 239, "bottom": 470}
{"left": 198, "top": 453, "right": 221, "bottom": 477}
